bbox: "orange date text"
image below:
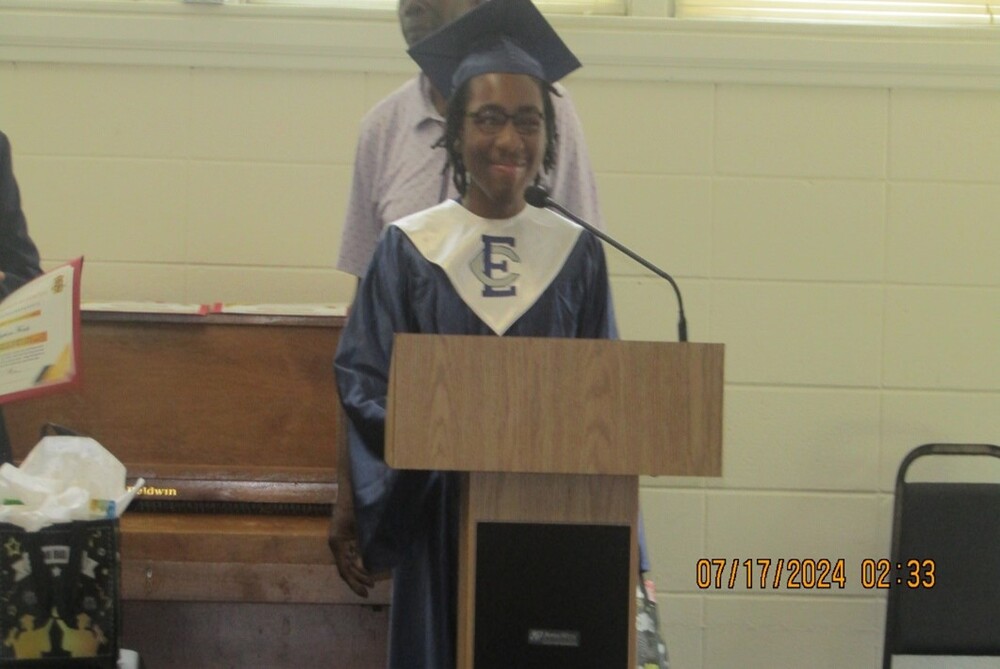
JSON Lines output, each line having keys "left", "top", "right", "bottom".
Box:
{"left": 695, "top": 558, "right": 846, "bottom": 590}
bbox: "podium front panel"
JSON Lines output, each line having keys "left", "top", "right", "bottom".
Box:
{"left": 457, "top": 472, "right": 639, "bottom": 668}
{"left": 473, "top": 522, "right": 630, "bottom": 669}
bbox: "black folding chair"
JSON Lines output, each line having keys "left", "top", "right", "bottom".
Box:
{"left": 883, "top": 443, "right": 1000, "bottom": 668}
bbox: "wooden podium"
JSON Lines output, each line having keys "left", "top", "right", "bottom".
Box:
{"left": 384, "top": 334, "right": 723, "bottom": 669}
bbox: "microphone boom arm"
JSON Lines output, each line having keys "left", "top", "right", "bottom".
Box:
{"left": 533, "top": 193, "right": 688, "bottom": 342}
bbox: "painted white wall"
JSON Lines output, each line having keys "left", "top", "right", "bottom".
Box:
{"left": 2, "top": 4, "right": 998, "bottom": 667}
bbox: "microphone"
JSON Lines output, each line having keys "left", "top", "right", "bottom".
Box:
{"left": 524, "top": 185, "right": 688, "bottom": 342}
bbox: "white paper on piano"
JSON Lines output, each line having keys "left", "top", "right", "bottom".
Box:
{"left": 82, "top": 301, "right": 211, "bottom": 315}
{"left": 215, "top": 303, "right": 347, "bottom": 317}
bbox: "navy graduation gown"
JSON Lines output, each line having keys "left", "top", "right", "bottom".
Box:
{"left": 334, "top": 204, "right": 613, "bottom": 669}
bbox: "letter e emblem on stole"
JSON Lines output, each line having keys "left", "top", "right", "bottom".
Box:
{"left": 470, "top": 235, "right": 520, "bottom": 297}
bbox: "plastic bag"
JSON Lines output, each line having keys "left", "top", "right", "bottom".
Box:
{"left": 0, "top": 436, "right": 142, "bottom": 532}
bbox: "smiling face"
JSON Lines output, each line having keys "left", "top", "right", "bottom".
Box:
{"left": 397, "top": 0, "right": 480, "bottom": 47}
{"left": 458, "top": 73, "right": 546, "bottom": 220}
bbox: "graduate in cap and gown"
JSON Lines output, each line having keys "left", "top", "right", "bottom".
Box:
{"left": 334, "top": 1, "right": 619, "bottom": 665}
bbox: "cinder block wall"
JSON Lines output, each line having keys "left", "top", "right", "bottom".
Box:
{"left": 2, "top": 8, "right": 998, "bottom": 667}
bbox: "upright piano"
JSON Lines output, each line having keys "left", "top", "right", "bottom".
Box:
{"left": 5, "top": 307, "right": 390, "bottom": 668}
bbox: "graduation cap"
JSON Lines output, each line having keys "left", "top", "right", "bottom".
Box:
{"left": 407, "top": 0, "right": 581, "bottom": 99}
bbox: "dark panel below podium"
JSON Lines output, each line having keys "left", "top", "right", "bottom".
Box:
{"left": 474, "top": 522, "right": 631, "bottom": 669}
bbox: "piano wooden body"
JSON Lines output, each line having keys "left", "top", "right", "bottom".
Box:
{"left": 5, "top": 310, "right": 390, "bottom": 668}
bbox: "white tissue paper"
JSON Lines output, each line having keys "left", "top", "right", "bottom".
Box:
{"left": 0, "top": 436, "right": 144, "bottom": 532}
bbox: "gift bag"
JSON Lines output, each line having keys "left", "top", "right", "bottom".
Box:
{"left": 636, "top": 575, "right": 669, "bottom": 669}
{"left": 0, "top": 518, "right": 120, "bottom": 668}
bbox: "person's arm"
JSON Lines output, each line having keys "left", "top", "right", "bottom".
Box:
{"left": 328, "top": 400, "right": 378, "bottom": 596}
{"left": 547, "top": 87, "right": 606, "bottom": 232}
{"left": 328, "top": 112, "right": 386, "bottom": 593}
{"left": 328, "top": 278, "right": 379, "bottom": 597}
{"left": 335, "top": 120, "right": 386, "bottom": 279}
{"left": 334, "top": 230, "right": 441, "bottom": 571}
{"left": 0, "top": 132, "right": 42, "bottom": 299}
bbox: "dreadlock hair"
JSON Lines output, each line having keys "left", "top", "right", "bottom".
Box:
{"left": 434, "top": 77, "right": 560, "bottom": 197}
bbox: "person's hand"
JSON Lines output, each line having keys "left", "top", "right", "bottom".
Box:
{"left": 328, "top": 503, "right": 375, "bottom": 598}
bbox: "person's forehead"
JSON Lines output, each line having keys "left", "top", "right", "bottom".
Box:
{"left": 466, "top": 73, "right": 543, "bottom": 106}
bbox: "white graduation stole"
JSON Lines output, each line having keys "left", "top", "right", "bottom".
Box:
{"left": 393, "top": 200, "right": 582, "bottom": 335}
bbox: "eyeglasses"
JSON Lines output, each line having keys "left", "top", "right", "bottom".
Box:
{"left": 466, "top": 106, "right": 545, "bottom": 136}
